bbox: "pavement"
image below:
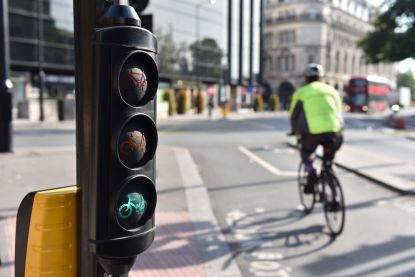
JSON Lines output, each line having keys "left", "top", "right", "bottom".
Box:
{"left": 0, "top": 142, "right": 242, "bottom": 276}
{"left": 1, "top": 110, "right": 415, "bottom": 276}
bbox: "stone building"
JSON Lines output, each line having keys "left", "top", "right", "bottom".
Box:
{"left": 263, "top": 0, "right": 396, "bottom": 108}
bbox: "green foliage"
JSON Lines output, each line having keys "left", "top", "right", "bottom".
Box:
{"left": 190, "top": 38, "right": 223, "bottom": 80}
{"left": 358, "top": 0, "right": 415, "bottom": 63}
{"left": 195, "top": 92, "right": 205, "bottom": 114}
{"left": 163, "top": 90, "right": 176, "bottom": 115}
{"left": 397, "top": 71, "right": 415, "bottom": 98}
{"left": 253, "top": 95, "right": 264, "bottom": 112}
{"left": 177, "top": 90, "right": 188, "bottom": 114}
{"left": 156, "top": 29, "right": 189, "bottom": 77}
{"left": 269, "top": 95, "right": 281, "bottom": 111}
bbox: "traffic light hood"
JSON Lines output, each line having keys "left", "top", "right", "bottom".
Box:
{"left": 99, "top": 4, "right": 141, "bottom": 27}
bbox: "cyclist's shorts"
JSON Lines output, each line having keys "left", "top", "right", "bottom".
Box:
{"left": 300, "top": 132, "right": 343, "bottom": 161}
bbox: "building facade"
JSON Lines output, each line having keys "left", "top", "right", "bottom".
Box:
{"left": 263, "top": 0, "right": 396, "bottom": 108}
{"left": 7, "top": 0, "right": 75, "bottom": 119}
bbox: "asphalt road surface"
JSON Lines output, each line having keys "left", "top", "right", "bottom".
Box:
{"left": 8, "top": 113, "right": 415, "bottom": 276}
{"left": 159, "top": 113, "right": 415, "bottom": 277}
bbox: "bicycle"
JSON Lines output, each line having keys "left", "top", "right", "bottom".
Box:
{"left": 118, "top": 192, "right": 147, "bottom": 220}
{"left": 288, "top": 132, "right": 345, "bottom": 236}
{"left": 298, "top": 156, "right": 345, "bottom": 236}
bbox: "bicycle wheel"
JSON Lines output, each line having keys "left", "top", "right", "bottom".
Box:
{"left": 323, "top": 173, "right": 345, "bottom": 236}
{"left": 298, "top": 162, "right": 315, "bottom": 213}
{"left": 118, "top": 204, "right": 133, "bottom": 219}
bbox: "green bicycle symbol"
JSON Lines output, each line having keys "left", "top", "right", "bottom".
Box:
{"left": 118, "top": 192, "right": 147, "bottom": 220}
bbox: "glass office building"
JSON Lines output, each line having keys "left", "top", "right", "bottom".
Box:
{"left": 9, "top": 0, "right": 74, "bottom": 71}
{"left": 8, "top": 0, "right": 75, "bottom": 114}
{"left": 6, "top": 0, "right": 261, "bottom": 116}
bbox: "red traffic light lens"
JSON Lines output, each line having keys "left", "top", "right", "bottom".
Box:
{"left": 118, "top": 52, "right": 158, "bottom": 107}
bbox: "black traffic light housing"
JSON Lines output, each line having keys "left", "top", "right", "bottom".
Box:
{"left": 90, "top": 3, "right": 158, "bottom": 275}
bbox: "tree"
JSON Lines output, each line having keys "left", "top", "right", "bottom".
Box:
{"left": 397, "top": 71, "right": 415, "bottom": 97}
{"left": 177, "top": 42, "right": 190, "bottom": 76}
{"left": 156, "top": 28, "right": 190, "bottom": 77}
{"left": 190, "top": 38, "right": 223, "bottom": 80}
{"left": 358, "top": 0, "right": 415, "bottom": 63}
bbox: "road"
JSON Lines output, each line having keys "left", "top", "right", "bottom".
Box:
{"left": 4, "top": 112, "right": 415, "bottom": 276}
{"left": 159, "top": 112, "right": 415, "bottom": 276}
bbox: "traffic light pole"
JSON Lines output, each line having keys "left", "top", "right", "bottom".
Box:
{"left": 0, "top": 0, "right": 12, "bottom": 153}
{"left": 74, "top": 0, "right": 107, "bottom": 276}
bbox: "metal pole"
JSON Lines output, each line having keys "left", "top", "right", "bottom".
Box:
{"left": 238, "top": 0, "right": 243, "bottom": 85}
{"left": 227, "top": 0, "right": 232, "bottom": 85}
{"left": 0, "top": 0, "right": 12, "bottom": 152}
{"left": 73, "top": 0, "right": 106, "bottom": 276}
{"left": 196, "top": 5, "right": 200, "bottom": 91}
{"left": 258, "top": 0, "right": 264, "bottom": 85}
{"left": 249, "top": 0, "right": 254, "bottom": 86}
{"left": 37, "top": 0, "right": 45, "bottom": 121}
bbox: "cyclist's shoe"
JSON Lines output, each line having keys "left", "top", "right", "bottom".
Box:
{"left": 327, "top": 201, "right": 341, "bottom": 212}
{"left": 304, "top": 170, "right": 317, "bottom": 194}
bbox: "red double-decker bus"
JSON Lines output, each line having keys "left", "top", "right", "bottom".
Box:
{"left": 345, "top": 76, "right": 391, "bottom": 113}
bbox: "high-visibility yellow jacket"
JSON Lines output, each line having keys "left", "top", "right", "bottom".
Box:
{"left": 289, "top": 81, "right": 343, "bottom": 134}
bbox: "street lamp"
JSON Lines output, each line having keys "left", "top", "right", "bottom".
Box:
{"left": 195, "top": 0, "right": 216, "bottom": 91}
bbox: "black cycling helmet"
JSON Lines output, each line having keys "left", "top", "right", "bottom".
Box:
{"left": 304, "top": 63, "right": 325, "bottom": 78}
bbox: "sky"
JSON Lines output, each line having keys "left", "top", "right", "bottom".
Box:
{"left": 367, "top": 0, "right": 383, "bottom": 6}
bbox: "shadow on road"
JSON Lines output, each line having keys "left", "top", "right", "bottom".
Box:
{"left": 222, "top": 207, "right": 337, "bottom": 266}
{"left": 304, "top": 235, "right": 415, "bottom": 276}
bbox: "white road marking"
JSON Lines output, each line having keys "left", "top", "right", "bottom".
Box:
{"left": 238, "top": 146, "right": 297, "bottom": 177}
{"left": 375, "top": 200, "right": 388, "bottom": 206}
{"left": 226, "top": 209, "right": 291, "bottom": 277}
{"left": 256, "top": 207, "right": 265, "bottom": 213}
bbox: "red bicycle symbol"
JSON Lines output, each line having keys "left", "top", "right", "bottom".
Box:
{"left": 120, "top": 68, "right": 148, "bottom": 93}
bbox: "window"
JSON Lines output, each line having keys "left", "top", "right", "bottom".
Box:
{"left": 278, "top": 30, "right": 296, "bottom": 44}
{"left": 277, "top": 49, "right": 294, "bottom": 72}
{"left": 265, "top": 33, "right": 273, "bottom": 47}
{"left": 344, "top": 53, "right": 348, "bottom": 73}
{"left": 10, "top": 41, "right": 38, "bottom": 63}
{"left": 308, "top": 54, "right": 315, "bottom": 63}
{"left": 308, "top": 9, "right": 318, "bottom": 20}
{"left": 335, "top": 51, "right": 340, "bottom": 73}
{"left": 44, "top": 46, "right": 74, "bottom": 65}
{"left": 291, "top": 55, "right": 295, "bottom": 71}
{"left": 267, "top": 56, "right": 273, "bottom": 71}
{"left": 9, "top": 0, "right": 37, "bottom": 12}
{"left": 351, "top": 56, "right": 355, "bottom": 75}
{"left": 9, "top": 14, "right": 38, "bottom": 40}
{"left": 326, "top": 52, "right": 331, "bottom": 72}
{"left": 43, "top": 18, "right": 74, "bottom": 44}
{"left": 277, "top": 57, "right": 282, "bottom": 71}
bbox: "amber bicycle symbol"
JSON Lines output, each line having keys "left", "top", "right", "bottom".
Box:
{"left": 120, "top": 131, "right": 146, "bottom": 156}
{"left": 118, "top": 193, "right": 147, "bottom": 220}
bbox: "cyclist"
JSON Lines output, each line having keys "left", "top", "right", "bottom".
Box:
{"left": 289, "top": 63, "right": 344, "bottom": 194}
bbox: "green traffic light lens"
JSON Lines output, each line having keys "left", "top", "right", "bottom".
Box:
{"left": 116, "top": 176, "right": 157, "bottom": 230}
{"left": 117, "top": 192, "right": 147, "bottom": 220}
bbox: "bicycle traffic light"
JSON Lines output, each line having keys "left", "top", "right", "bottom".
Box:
{"left": 90, "top": 4, "right": 158, "bottom": 275}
